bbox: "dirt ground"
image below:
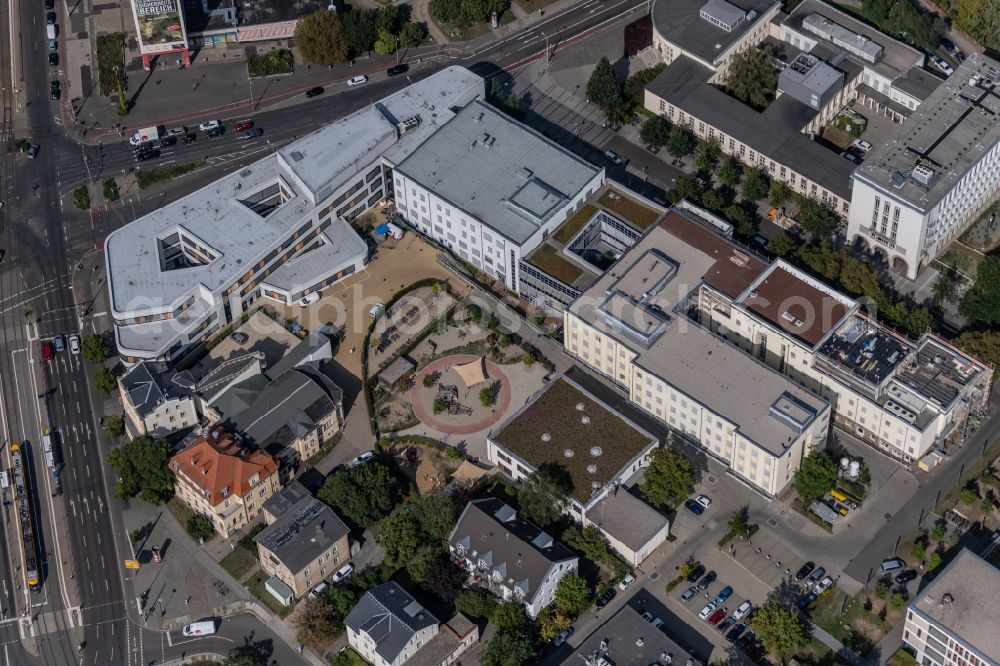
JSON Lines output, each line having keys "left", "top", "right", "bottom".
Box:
{"left": 386, "top": 443, "right": 460, "bottom": 494}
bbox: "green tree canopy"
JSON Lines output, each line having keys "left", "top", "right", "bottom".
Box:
{"left": 586, "top": 57, "right": 621, "bottom": 111}
{"left": 718, "top": 156, "right": 743, "bottom": 188}
{"left": 295, "top": 595, "right": 342, "bottom": 650}
{"left": 82, "top": 333, "right": 111, "bottom": 364}
{"left": 768, "top": 180, "right": 790, "bottom": 207}
{"left": 103, "top": 414, "right": 126, "bottom": 438}
{"left": 959, "top": 255, "right": 1000, "bottom": 324}
{"left": 861, "top": 0, "right": 945, "bottom": 50}
{"left": 701, "top": 189, "right": 726, "bottom": 211}
{"left": 186, "top": 514, "right": 214, "bottom": 541}
{"left": 725, "top": 46, "right": 778, "bottom": 108}
{"left": 517, "top": 464, "right": 571, "bottom": 525}
{"left": 373, "top": 27, "right": 397, "bottom": 55}
{"left": 642, "top": 448, "right": 694, "bottom": 509}
{"left": 753, "top": 599, "right": 808, "bottom": 665}
{"left": 725, "top": 204, "right": 756, "bottom": 237}
{"left": 793, "top": 450, "right": 838, "bottom": 504}
{"left": 767, "top": 232, "right": 796, "bottom": 257}
{"left": 94, "top": 367, "right": 118, "bottom": 395}
{"left": 555, "top": 574, "right": 592, "bottom": 615}
{"left": 955, "top": 330, "right": 1000, "bottom": 381}
{"left": 429, "top": 0, "right": 507, "bottom": 25}
{"left": 318, "top": 460, "right": 399, "bottom": 527}
{"left": 668, "top": 174, "right": 703, "bottom": 206}
{"left": 400, "top": 21, "right": 427, "bottom": 48}
{"left": 666, "top": 125, "right": 695, "bottom": 158}
{"left": 375, "top": 4, "right": 402, "bottom": 33}
{"left": 741, "top": 168, "right": 770, "bottom": 202}
{"left": 223, "top": 644, "right": 270, "bottom": 666}
{"left": 479, "top": 629, "right": 536, "bottom": 666}
{"left": 107, "top": 434, "right": 174, "bottom": 504}
{"left": 695, "top": 140, "right": 720, "bottom": 174}
{"left": 341, "top": 7, "right": 376, "bottom": 56}
{"left": 640, "top": 115, "right": 670, "bottom": 149}
{"left": 490, "top": 601, "right": 528, "bottom": 633}
{"left": 947, "top": 0, "right": 1000, "bottom": 52}
{"left": 797, "top": 199, "right": 840, "bottom": 238}
{"left": 455, "top": 589, "right": 498, "bottom": 619}
{"left": 294, "top": 10, "right": 349, "bottom": 66}
{"left": 623, "top": 63, "right": 666, "bottom": 107}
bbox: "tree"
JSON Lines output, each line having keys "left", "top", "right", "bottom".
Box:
{"left": 295, "top": 10, "right": 349, "bottom": 66}
{"left": 103, "top": 414, "right": 125, "bottom": 438}
{"left": 480, "top": 629, "right": 536, "bottom": 666}
{"left": 330, "top": 649, "right": 368, "bottom": 666}
{"left": 668, "top": 174, "right": 703, "bottom": 205}
{"left": 517, "top": 465, "right": 571, "bottom": 525}
{"left": 666, "top": 125, "right": 694, "bottom": 158}
{"left": 491, "top": 601, "right": 528, "bottom": 633}
{"left": 604, "top": 93, "right": 633, "bottom": 128}
{"left": 107, "top": 435, "right": 174, "bottom": 504}
{"left": 741, "top": 168, "right": 770, "bottom": 202}
{"left": 373, "top": 27, "right": 397, "bottom": 55}
{"left": 326, "top": 585, "right": 360, "bottom": 619}
{"left": 455, "top": 589, "right": 497, "bottom": 619}
{"left": 223, "top": 644, "right": 270, "bottom": 666}
{"left": 94, "top": 367, "right": 118, "bottom": 395}
{"left": 375, "top": 513, "right": 421, "bottom": 568}
{"left": 798, "top": 200, "right": 840, "bottom": 238}
{"left": 960, "top": 487, "right": 978, "bottom": 505}
{"left": 890, "top": 593, "right": 906, "bottom": 609}
{"left": 768, "top": 180, "right": 790, "bottom": 207}
{"left": 695, "top": 140, "right": 720, "bottom": 174}
{"left": 341, "top": 7, "right": 376, "bottom": 56}
{"left": 82, "top": 333, "right": 111, "bottom": 364}
{"left": 959, "top": 256, "right": 1000, "bottom": 324}
{"left": 623, "top": 63, "right": 666, "bottom": 107}
{"left": 586, "top": 57, "right": 621, "bottom": 111}
{"left": 410, "top": 493, "right": 457, "bottom": 541}
{"left": 753, "top": 600, "right": 808, "bottom": 665}
{"left": 375, "top": 4, "right": 402, "bottom": 33}
{"left": 931, "top": 274, "right": 958, "bottom": 305}
{"left": 793, "top": 451, "right": 838, "bottom": 504}
{"left": 555, "top": 574, "right": 592, "bottom": 615}
{"left": 521, "top": 349, "right": 536, "bottom": 367}
{"left": 430, "top": 0, "right": 506, "bottom": 24}
{"left": 928, "top": 552, "right": 942, "bottom": 571}
{"left": 538, "top": 606, "right": 573, "bottom": 641}
{"left": 725, "top": 46, "right": 778, "bottom": 108}
{"left": 186, "top": 514, "right": 214, "bottom": 541}
{"left": 479, "top": 386, "right": 495, "bottom": 407}
{"left": 640, "top": 116, "right": 670, "bottom": 149}
{"left": 295, "top": 595, "right": 341, "bottom": 650}
{"left": 767, "top": 232, "right": 795, "bottom": 257}
{"left": 318, "top": 461, "right": 399, "bottom": 527}
{"left": 718, "top": 156, "right": 743, "bottom": 188}
{"left": 642, "top": 448, "right": 694, "bottom": 509}
{"left": 728, "top": 505, "right": 751, "bottom": 535}
{"left": 911, "top": 541, "right": 926, "bottom": 560}
{"left": 931, "top": 523, "right": 946, "bottom": 541}
{"left": 955, "top": 330, "right": 1000, "bottom": 381}
{"left": 400, "top": 21, "right": 427, "bottom": 48}
{"left": 421, "top": 557, "right": 465, "bottom": 601}
{"left": 433, "top": 396, "right": 447, "bottom": 414}
{"left": 725, "top": 204, "right": 756, "bottom": 237}
{"left": 701, "top": 189, "right": 725, "bottom": 211}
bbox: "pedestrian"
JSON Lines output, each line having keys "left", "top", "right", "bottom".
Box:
{"left": 156, "top": 80, "right": 161, "bottom": 85}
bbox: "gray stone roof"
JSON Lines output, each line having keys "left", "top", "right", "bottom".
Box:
{"left": 254, "top": 494, "right": 349, "bottom": 576}
{"left": 585, "top": 489, "right": 669, "bottom": 552}
{"left": 345, "top": 583, "right": 439, "bottom": 664}
{"left": 121, "top": 361, "right": 177, "bottom": 417}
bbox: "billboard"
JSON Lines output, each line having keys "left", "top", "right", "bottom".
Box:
{"left": 131, "top": 0, "right": 188, "bottom": 55}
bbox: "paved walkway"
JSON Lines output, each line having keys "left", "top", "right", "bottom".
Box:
{"left": 812, "top": 624, "right": 862, "bottom": 665}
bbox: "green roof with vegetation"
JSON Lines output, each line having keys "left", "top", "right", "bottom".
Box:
{"left": 525, "top": 244, "right": 584, "bottom": 284}
{"left": 598, "top": 190, "right": 661, "bottom": 230}
{"left": 492, "top": 378, "right": 657, "bottom": 501}
{"left": 554, "top": 204, "right": 598, "bottom": 244}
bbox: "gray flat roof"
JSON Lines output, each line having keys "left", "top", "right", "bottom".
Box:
{"left": 261, "top": 224, "right": 367, "bottom": 295}
{"left": 585, "top": 490, "right": 669, "bottom": 551}
{"left": 561, "top": 605, "right": 702, "bottom": 666}
{"left": 912, "top": 549, "right": 1000, "bottom": 662}
{"left": 651, "top": 0, "right": 778, "bottom": 67}
{"left": 893, "top": 66, "right": 944, "bottom": 101}
{"left": 646, "top": 56, "right": 856, "bottom": 198}
{"left": 106, "top": 66, "right": 483, "bottom": 319}
{"left": 852, "top": 53, "right": 1000, "bottom": 211}
{"left": 396, "top": 101, "right": 601, "bottom": 245}
{"left": 569, "top": 209, "right": 828, "bottom": 456}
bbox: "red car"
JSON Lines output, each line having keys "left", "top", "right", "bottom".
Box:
{"left": 233, "top": 120, "right": 254, "bottom": 132}
{"left": 707, "top": 608, "right": 728, "bottom": 625}
{"left": 41, "top": 341, "right": 53, "bottom": 361}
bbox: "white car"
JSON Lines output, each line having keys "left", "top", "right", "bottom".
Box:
{"left": 698, "top": 602, "right": 717, "bottom": 620}
{"left": 368, "top": 302, "right": 384, "bottom": 319}
{"left": 308, "top": 582, "right": 328, "bottom": 599}
{"left": 331, "top": 563, "right": 354, "bottom": 583}
{"left": 695, "top": 495, "right": 712, "bottom": 509}
{"left": 346, "top": 75, "right": 368, "bottom": 87}
{"left": 813, "top": 576, "right": 834, "bottom": 594}
{"left": 618, "top": 573, "right": 636, "bottom": 591}
{"left": 198, "top": 120, "right": 221, "bottom": 132}
{"left": 851, "top": 139, "right": 872, "bottom": 153}
{"left": 351, "top": 451, "right": 375, "bottom": 467}
{"left": 732, "top": 600, "right": 752, "bottom": 620}
{"left": 299, "top": 292, "right": 320, "bottom": 307}
{"left": 69, "top": 335, "right": 80, "bottom": 354}
{"left": 932, "top": 56, "right": 954, "bottom": 76}
{"left": 167, "top": 126, "right": 187, "bottom": 136}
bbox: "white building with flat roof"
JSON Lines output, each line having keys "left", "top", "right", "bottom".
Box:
{"left": 848, "top": 53, "right": 1000, "bottom": 278}
{"left": 106, "top": 67, "right": 484, "bottom": 364}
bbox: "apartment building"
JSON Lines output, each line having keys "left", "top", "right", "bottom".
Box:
{"left": 345, "top": 583, "right": 480, "bottom": 666}
{"left": 487, "top": 375, "right": 669, "bottom": 565}
{"left": 168, "top": 425, "right": 281, "bottom": 537}
{"left": 254, "top": 482, "right": 350, "bottom": 598}
{"left": 449, "top": 498, "right": 578, "bottom": 618}
{"left": 119, "top": 361, "right": 200, "bottom": 437}
{"left": 902, "top": 548, "right": 1000, "bottom": 666}
{"left": 564, "top": 208, "right": 830, "bottom": 498}
{"left": 106, "top": 66, "right": 484, "bottom": 364}
{"left": 392, "top": 100, "right": 604, "bottom": 293}
{"left": 847, "top": 54, "right": 1000, "bottom": 278}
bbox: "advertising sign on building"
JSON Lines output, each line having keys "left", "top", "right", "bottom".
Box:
{"left": 131, "top": 0, "right": 188, "bottom": 56}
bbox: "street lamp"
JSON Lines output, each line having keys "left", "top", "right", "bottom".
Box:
{"left": 541, "top": 31, "right": 549, "bottom": 63}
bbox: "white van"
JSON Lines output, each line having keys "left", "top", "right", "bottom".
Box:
{"left": 346, "top": 75, "right": 368, "bottom": 87}
{"left": 299, "top": 292, "right": 320, "bottom": 307}
{"left": 385, "top": 222, "right": 404, "bottom": 240}
{"left": 368, "top": 302, "right": 383, "bottom": 319}
{"left": 46, "top": 24, "right": 57, "bottom": 40}
{"left": 182, "top": 620, "right": 218, "bottom": 636}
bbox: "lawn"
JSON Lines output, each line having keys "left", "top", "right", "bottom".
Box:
{"left": 220, "top": 547, "right": 258, "bottom": 581}
{"left": 554, "top": 205, "right": 597, "bottom": 244}
{"left": 137, "top": 161, "right": 205, "bottom": 190}
{"left": 167, "top": 497, "right": 197, "bottom": 530}
{"left": 246, "top": 571, "right": 293, "bottom": 618}
{"left": 598, "top": 190, "right": 662, "bottom": 230}
{"left": 525, "top": 243, "right": 583, "bottom": 284}
{"left": 889, "top": 649, "right": 918, "bottom": 666}
{"left": 96, "top": 33, "right": 126, "bottom": 95}
{"left": 810, "top": 587, "right": 899, "bottom": 655}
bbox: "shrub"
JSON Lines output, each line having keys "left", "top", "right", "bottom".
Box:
{"left": 960, "top": 487, "right": 978, "bottom": 505}
{"left": 102, "top": 178, "right": 120, "bottom": 202}
{"left": 73, "top": 185, "right": 91, "bottom": 210}
{"left": 246, "top": 49, "right": 294, "bottom": 77}
{"left": 137, "top": 161, "right": 204, "bottom": 190}
{"left": 186, "top": 514, "right": 215, "bottom": 541}
{"left": 433, "top": 397, "right": 447, "bottom": 414}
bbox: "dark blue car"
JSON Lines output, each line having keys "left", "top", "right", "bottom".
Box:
{"left": 714, "top": 586, "right": 733, "bottom": 605}
{"left": 243, "top": 128, "right": 264, "bottom": 139}
{"left": 684, "top": 499, "right": 704, "bottom": 516}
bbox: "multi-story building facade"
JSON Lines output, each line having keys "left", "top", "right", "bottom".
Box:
{"left": 449, "top": 498, "right": 578, "bottom": 618}
{"left": 106, "top": 67, "right": 484, "bottom": 364}
{"left": 847, "top": 53, "right": 1000, "bottom": 278}
{"left": 254, "top": 482, "right": 350, "bottom": 598}
{"left": 119, "top": 361, "right": 200, "bottom": 437}
{"left": 168, "top": 425, "right": 281, "bottom": 537}
{"left": 902, "top": 548, "right": 1000, "bottom": 666}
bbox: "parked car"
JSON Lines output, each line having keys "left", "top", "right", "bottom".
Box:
{"left": 604, "top": 149, "right": 623, "bottom": 165}
{"left": 308, "top": 582, "right": 328, "bottom": 599}
{"left": 42, "top": 341, "right": 53, "bottom": 360}
{"left": 27, "top": 143, "right": 39, "bottom": 158}
{"left": 695, "top": 495, "right": 712, "bottom": 509}
{"left": 243, "top": 128, "right": 263, "bottom": 139}
{"left": 726, "top": 623, "right": 746, "bottom": 643}
{"left": 732, "top": 600, "right": 752, "bottom": 620}
{"left": 346, "top": 75, "right": 368, "bottom": 87}
{"left": 717, "top": 618, "right": 734, "bottom": 633}
{"left": 167, "top": 126, "right": 187, "bottom": 136}
{"left": 737, "top": 629, "right": 757, "bottom": 650}
{"left": 48, "top": 52, "right": 58, "bottom": 66}
{"left": 651, "top": 617, "right": 664, "bottom": 629}
{"left": 851, "top": 139, "right": 873, "bottom": 153}
{"left": 698, "top": 602, "right": 716, "bottom": 620}
{"left": 332, "top": 563, "right": 354, "bottom": 583}
{"left": 695, "top": 571, "right": 716, "bottom": 591}
{"left": 69, "top": 335, "right": 80, "bottom": 354}
{"left": 198, "top": 120, "right": 221, "bottom": 132}
{"left": 813, "top": 576, "right": 834, "bottom": 594}
{"left": 368, "top": 302, "right": 384, "bottom": 319}
{"left": 805, "top": 567, "right": 826, "bottom": 585}
{"left": 795, "top": 562, "right": 816, "bottom": 581}
{"left": 941, "top": 38, "right": 957, "bottom": 55}
{"left": 707, "top": 608, "right": 728, "bottom": 625}
{"left": 641, "top": 611, "right": 654, "bottom": 622}
{"left": 183, "top": 134, "right": 197, "bottom": 143}
{"left": 552, "top": 626, "right": 574, "bottom": 647}
{"left": 681, "top": 586, "right": 698, "bottom": 602}
{"left": 595, "top": 588, "right": 616, "bottom": 608}
{"left": 53, "top": 335, "right": 65, "bottom": 352}
{"left": 206, "top": 127, "right": 224, "bottom": 138}
{"left": 932, "top": 56, "right": 954, "bottom": 76}
{"left": 839, "top": 151, "right": 860, "bottom": 164}
{"left": 159, "top": 136, "right": 176, "bottom": 147}
{"left": 136, "top": 150, "right": 160, "bottom": 161}
{"left": 881, "top": 558, "right": 906, "bottom": 573}
{"left": 685, "top": 565, "right": 706, "bottom": 584}
{"left": 46, "top": 11, "right": 56, "bottom": 24}
{"left": 230, "top": 332, "right": 249, "bottom": 344}
{"left": 351, "top": 451, "right": 375, "bottom": 467}
{"left": 714, "top": 586, "right": 733, "bottom": 605}
{"left": 48, "top": 39, "right": 57, "bottom": 51}
{"left": 684, "top": 499, "right": 705, "bottom": 516}
{"left": 619, "top": 573, "right": 636, "bottom": 591}
{"left": 896, "top": 569, "right": 918, "bottom": 584}
{"left": 45, "top": 0, "right": 54, "bottom": 8}
{"left": 305, "top": 86, "right": 324, "bottom": 98}
{"left": 233, "top": 120, "right": 254, "bottom": 132}
{"left": 387, "top": 64, "right": 410, "bottom": 76}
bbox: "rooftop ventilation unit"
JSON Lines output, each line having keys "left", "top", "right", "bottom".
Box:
{"left": 912, "top": 164, "right": 936, "bottom": 186}
{"left": 399, "top": 116, "right": 420, "bottom": 134}
{"left": 891, "top": 171, "right": 906, "bottom": 189}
